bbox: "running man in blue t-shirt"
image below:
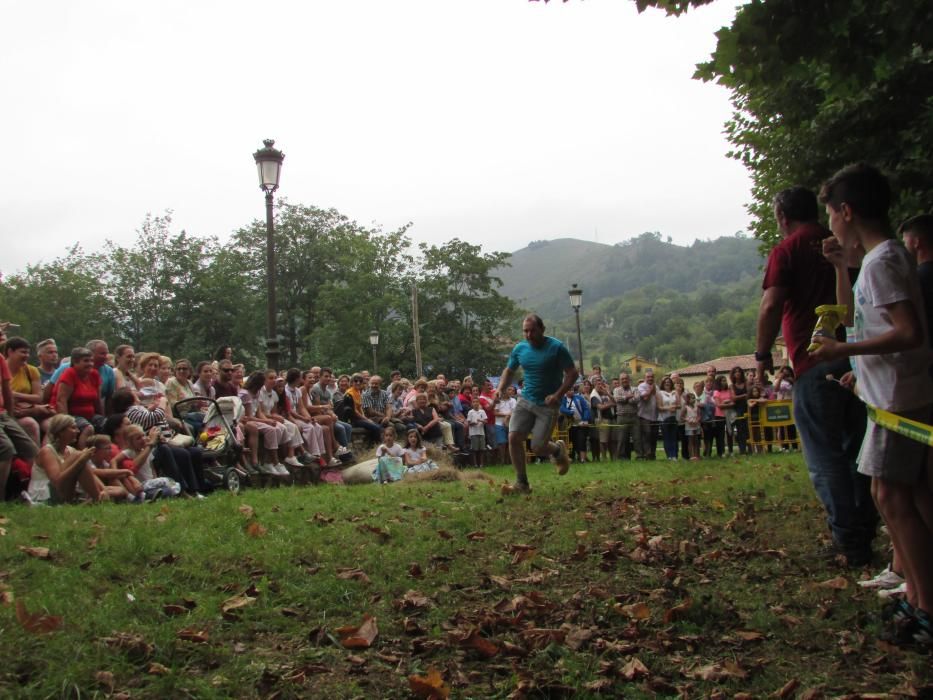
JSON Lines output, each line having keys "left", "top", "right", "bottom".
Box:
{"left": 497, "top": 314, "right": 577, "bottom": 492}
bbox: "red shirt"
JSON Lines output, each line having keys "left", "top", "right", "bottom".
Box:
{"left": 762, "top": 221, "right": 842, "bottom": 378}
{"left": 50, "top": 366, "right": 102, "bottom": 419}
{"left": 479, "top": 392, "right": 496, "bottom": 425}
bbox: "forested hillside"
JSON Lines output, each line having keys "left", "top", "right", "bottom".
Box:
{"left": 498, "top": 233, "right": 766, "bottom": 373}
{"left": 498, "top": 232, "right": 764, "bottom": 321}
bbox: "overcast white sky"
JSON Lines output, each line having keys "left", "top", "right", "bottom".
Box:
{"left": 0, "top": 0, "right": 750, "bottom": 276}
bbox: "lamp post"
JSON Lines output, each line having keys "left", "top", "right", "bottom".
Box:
{"left": 568, "top": 283, "right": 584, "bottom": 374}
{"left": 252, "top": 139, "right": 285, "bottom": 371}
{"left": 369, "top": 329, "right": 379, "bottom": 374}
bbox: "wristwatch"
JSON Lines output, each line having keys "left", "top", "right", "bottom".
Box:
{"left": 754, "top": 350, "right": 771, "bottom": 362}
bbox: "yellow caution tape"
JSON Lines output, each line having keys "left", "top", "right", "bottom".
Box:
{"left": 865, "top": 404, "right": 933, "bottom": 448}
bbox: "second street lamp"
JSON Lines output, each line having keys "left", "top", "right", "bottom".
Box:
{"left": 253, "top": 139, "right": 285, "bottom": 371}
{"left": 568, "top": 283, "right": 584, "bottom": 374}
{"left": 369, "top": 329, "right": 380, "bottom": 374}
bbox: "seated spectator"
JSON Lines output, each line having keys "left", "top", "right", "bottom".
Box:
{"left": 86, "top": 433, "right": 142, "bottom": 501}
{"left": 212, "top": 360, "right": 239, "bottom": 398}
{"left": 158, "top": 356, "right": 173, "bottom": 385}
{"left": 166, "top": 358, "right": 203, "bottom": 434}
{"left": 265, "top": 373, "right": 320, "bottom": 470}
{"left": 304, "top": 367, "right": 351, "bottom": 452}
{"left": 112, "top": 344, "right": 140, "bottom": 393}
{"left": 45, "top": 339, "right": 115, "bottom": 411}
{"left": 135, "top": 352, "right": 166, "bottom": 399}
{"left": 50, "top": 346, "right": 103, "bottom": 447}
{"left": 2, "top": 346, "right": 39, "bottom": 500}
{"left": 345, "top": 374, "right": 382, "bottom": 444}
{"left": 5, "top": 336, "right": 54, "bottom": 446}
{"left": 192, "top": 361, "right": 216, "bottom": 399}
{"left": 110, "top": 389, "right": 212, "bottom": 496}
{"left": 241, "top": 371, "right": 293, "bottom": 477}
{"left": 284, "top": 368, "right": 337, "bottom": 467}
{"left": 410, "top": 391, "right": 443, "bottom": 444}
{"left": 29, "top": 414, "right": 108, "bottom": 504}
{"left": 35, "top": 338, "right": 59, "bottom": 388}
{"left": 363, "top": 375, "right": 409, "bottom": 438}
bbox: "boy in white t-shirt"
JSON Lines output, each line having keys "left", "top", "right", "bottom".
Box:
{"left": 467, "top": 398, "right": 488, "bottom": 468}
{"left": 494, "top": 386, "right": 517, "bottom": 466}
{"left": 810, "top": 163, "right": 933, "bottom": 648}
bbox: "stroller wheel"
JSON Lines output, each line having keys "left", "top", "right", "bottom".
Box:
{"left": 223, "top": 469, "right": 241, "bottom": 494}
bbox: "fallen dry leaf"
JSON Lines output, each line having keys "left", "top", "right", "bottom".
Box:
{"left": 237, "top": 504, "right": 255, "bottom": 518}
{"left": 735, "top": 630, "right": 766, "bottom": 642}
{"left": 221, "top": 594, "right": 256, "bottom": 616}
{"left": 308, "top": 512, "right": 334, "bottom": 525}
{"left": 147, "top": 662, "right": 170, "bottom": 676}
{"left": 336, "top": 567, "right": 371, "bottom": 584}
{"left": 615, "top": 601, "right": 650, "bottom": 620}
{"left": 453, "top": 629, "right": 500, "bottom": 658}
{"left": 335, "top": 614, "right": 378, "bottom": 649}
{"left": 18, "top": 546, "right": 51, "bottom": 560}
{"left": 16, "top": 600, "right": 62, "bottom": 634}
{"left": 817, "top": 576, "right": 848, "bottom": 590}
{"left": 359, "top": 524, "right": 391, "bottom": 540}
{"left": 437, "top": 529, "right": 453, "bottom": 540}
{"left": 620, "top": 657, "right": 649, "bottom": 681}
{"left": 176, "top": 628, "right": 210, "bottom": 644}
{"left": 663, "top": 598, "right": 692, "bottom": 624}
{"left": 773, "top": 678, "right": 800, "bottom": 699}
{"left": 95, "top": 671, "right": 115, "bottom": 692}
{"left": 245, "top": 521, "right": 267, "bottom": 538}
{"left": 408, "top": 563, "right": 424, "bottom": 578}
{"left": 393, "top": 590, "right": 432, "bottom": 611}
{"left": 162, "top": 604, "right": 189, "bottom": 617}
{"left": 100, "top": 632, "right": 153, "bottom": 659}
{"left": 466, "top": 531, "right": 486, "bottom": 541}
{"left": 409, "top": 667, "right": 450, "bottom": 699}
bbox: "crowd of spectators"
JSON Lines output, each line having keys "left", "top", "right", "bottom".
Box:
{"left": 0, "top": 322, "right": 804, "bottom": 507}
{"left": 558, "top": 363, "right": 796, "bottom": 463}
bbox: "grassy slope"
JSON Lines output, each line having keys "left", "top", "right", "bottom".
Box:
{"left": 1, "top": 456, "right": 930, "bottom": 699}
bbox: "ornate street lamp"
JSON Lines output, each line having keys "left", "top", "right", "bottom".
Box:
{"left": 568, "top": 283, "right": 584, "bottom": 374}
{"left": 369, "top": 329, "right": 380, "bottom": 374}
{"left": 252, "top": 139, "right": 284, "bottom": 370}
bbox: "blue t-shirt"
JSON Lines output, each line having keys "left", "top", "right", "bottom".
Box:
{"left": 507, "top": 336, "right": 575, "bottom": 405}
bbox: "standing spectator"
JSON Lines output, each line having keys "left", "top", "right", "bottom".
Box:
{"left": 729, "top": 367, "right": 749, "bottom": 455}
{"left": 699, "top": 377, "right": 722, "bottom": 457}
{"left": 494, "top": 385, "right": 517, "bottom": 465}
{"left": 811, "top": 163, "right": 932, "bottom": 642}
{"left": 637, "top": 370, "right": 658, "bottom": 460}
{"left": 467, "top": 397, "right": 487, "bottom": 467}
{"left": 560, "top": 384, "right": 592, "bottom": 463}
{"left": 612, "top": 372, "right": 640, "bottom": 459}
{"left": 679, "top": 392, "right": 701, "bottom": 461}
{"left": 656, "top": 376, "right": 680, "bottom": 460}
{"left": 900, "top": 214, "right": 933, "bottom": 336}
{"left": 756, "top": 185, "right": 874, "bottom": 567}
{"left": 712, "top": 376, "right": 734, "bottom": 455}
{"left": 590, "top": 379, "right": 615, "bottom": 461}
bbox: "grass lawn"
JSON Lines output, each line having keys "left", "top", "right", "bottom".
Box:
{"left": 1, "top": 453, "right": 930, "bottom": 699}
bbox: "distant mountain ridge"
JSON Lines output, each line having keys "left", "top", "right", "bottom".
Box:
{"left": 496, "top": 233, "right": 765, "bottom": 318}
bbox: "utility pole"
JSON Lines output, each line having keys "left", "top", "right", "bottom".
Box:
{"left": 412, "top": 281, "right": 423, "bottom": 377}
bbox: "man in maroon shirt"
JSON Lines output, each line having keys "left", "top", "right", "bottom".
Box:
{"left": 755, "top": 186, "right": 875, "bottom": 567}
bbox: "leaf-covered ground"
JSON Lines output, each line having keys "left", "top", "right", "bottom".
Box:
{"left": 1, "top": 454, "right": 930, "bottom": 699}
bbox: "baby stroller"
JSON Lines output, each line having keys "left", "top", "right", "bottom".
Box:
{"left": 172, "top": 396, "right": 247, "bottom": 494}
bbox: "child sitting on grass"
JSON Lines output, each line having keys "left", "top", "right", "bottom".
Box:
{"left": 810, "top": 163, "right": 933, "bottom": 649}
{"left": 373, "top": 426, "right": 405, "bottom": 483}
{"left": 86, "top": 434, "right": 144, "bottom": 502}
{"left": 402, "top": 429, "right": 439, "bottom": 474}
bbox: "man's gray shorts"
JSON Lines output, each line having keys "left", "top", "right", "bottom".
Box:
{"left": 509, "top": 396, "right": 557, "bottom": 450}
